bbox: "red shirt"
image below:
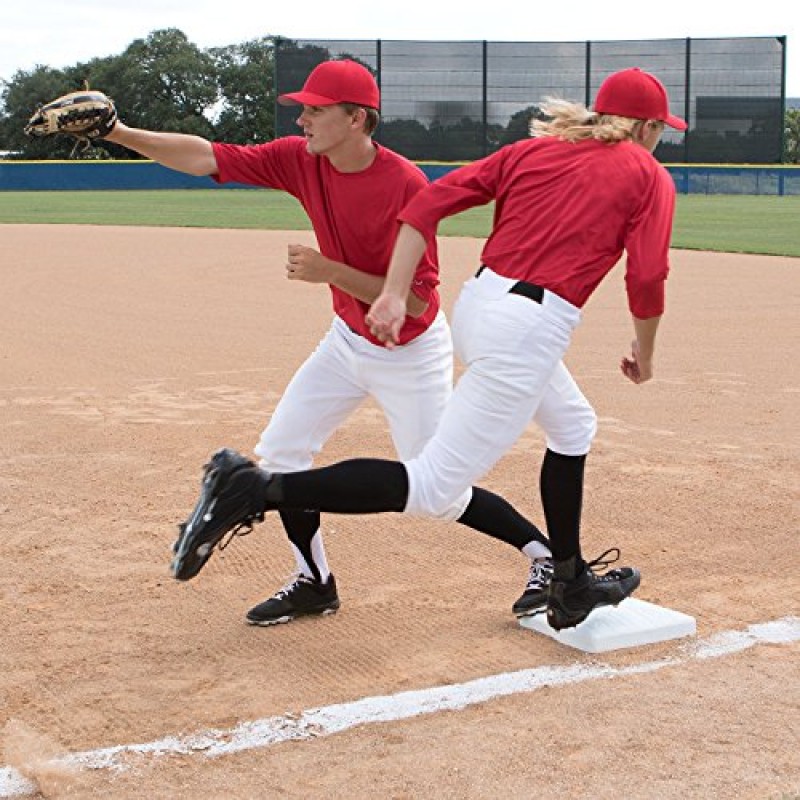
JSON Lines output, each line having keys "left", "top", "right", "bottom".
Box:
{"left": 212, "top": 137, "right": 441, "bottom": 345}
{"left": 399, "top": 136, "right": 676, "bottom": 318}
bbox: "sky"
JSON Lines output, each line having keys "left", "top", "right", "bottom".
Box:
{"left": 1, "top": 0, "right": 798, "bottom": 97}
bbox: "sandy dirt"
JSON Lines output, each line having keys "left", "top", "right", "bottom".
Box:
{"left": 0, "top": 225, "right": 798, "bottom": 799}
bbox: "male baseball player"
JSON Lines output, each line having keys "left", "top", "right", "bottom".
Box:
{"left": 99, "top": 59, "right": 555, "bottom": 624}
{"left": 171, "top": 66, "right": 685, "bottom": 630}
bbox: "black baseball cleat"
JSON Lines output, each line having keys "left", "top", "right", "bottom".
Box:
{"left": 512, "top": 558, "right": 554, "bottom": 617}
{"left": 171, "top": 448, "right": 269, "bottom": 581}
{"left": 246, "top": 574, "right": 340, "bottom": 626}
{"left": 546, "top": 548, "right": 641, "bottom": 631}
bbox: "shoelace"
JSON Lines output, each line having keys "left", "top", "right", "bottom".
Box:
{"left": 274, "top": 573, "right": 314, "bottom": 599}
{"left": 584, "top": 547, "right": 621, "bottom": 575}
{"left": 525, "top": 559, "right": 554, "bottom": 590}
{"left": 218, "top": 511, "right": 265, "bottom": 551}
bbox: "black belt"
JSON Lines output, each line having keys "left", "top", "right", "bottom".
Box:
{"left": 475, "top": 265, "right": 544, "bottom": 304}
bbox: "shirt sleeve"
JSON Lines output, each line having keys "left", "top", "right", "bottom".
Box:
{"left": 398, "top": 148, "right": 507, "bottom": 241}
{"left": 211, "top": 138, "right": 304, "bottom": 194}
{"left": 623, "top": 166, "right": 677, "bottom": 318}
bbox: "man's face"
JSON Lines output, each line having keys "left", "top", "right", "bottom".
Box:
{"left": 295, "top": 104, "right": 357, "bottom": 156}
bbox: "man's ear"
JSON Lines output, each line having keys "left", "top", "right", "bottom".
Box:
{"left": 349, "top": 107, "right": 367, "bottom": 130}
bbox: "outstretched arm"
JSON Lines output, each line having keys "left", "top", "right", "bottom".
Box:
{"left": 104, "top": 121, "right": 218, "bottom": 176}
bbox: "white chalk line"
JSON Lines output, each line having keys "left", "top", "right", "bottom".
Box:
{"left": 2, "top": 616, "right": 798, "bottom": 797}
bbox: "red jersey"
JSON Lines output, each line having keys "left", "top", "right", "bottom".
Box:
{"left": 212, "top": 137, "right": 440, "bottom": 345}
{"left": 399, "top": 136, "right": 676, "bottom": 318}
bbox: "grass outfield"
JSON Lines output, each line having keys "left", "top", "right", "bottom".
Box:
{"left": 0, "top": 190, "right": 798, "bottom": 257}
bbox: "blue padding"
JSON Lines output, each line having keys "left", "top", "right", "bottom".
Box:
{"left": 2, "top": 160, "right": 799, "bottom": 195}
{"left": 0, "top": 161, "right": 254, "bottom": 191}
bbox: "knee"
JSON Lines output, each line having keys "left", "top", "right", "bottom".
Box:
{"left": 545, "top": 404, "right": 597, "bottom": 456}
{"left": 254, "top": 429, "right": 316, "bottom": 473}
{"left": 404, "top": 477, "right": 472, "bottom": 521}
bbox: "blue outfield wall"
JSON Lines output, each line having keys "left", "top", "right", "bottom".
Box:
{"left": 665, "top": 165, "right": 800, "bottom": 195}
{"left": 0, "top": 161, "right": 254, "bottom": 191}
{"left": 421, "top": 162, "right": 800, "bottom": 196}
{"left": 2, "top": 160, "right": 800, "bottom": 195}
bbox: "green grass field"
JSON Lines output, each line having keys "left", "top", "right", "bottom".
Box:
{"left": 0, "top": 190, "right": 798, "bottom": 257}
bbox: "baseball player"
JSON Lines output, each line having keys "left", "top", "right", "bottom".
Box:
{"left": 171, "top": 66, "right": 685, "bottom": 630}
{"left": 99, "top": 59, "right": 555, "bottom": 624}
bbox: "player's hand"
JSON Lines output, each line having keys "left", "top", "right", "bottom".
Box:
{"left": 367, "top": 293, "right": 407, "bottom": 349}
{"left": 286, "top": 244, "right": 331, "bottom": 283}
{"left": 620, "top": 339, "right": 654, "bottom": 384}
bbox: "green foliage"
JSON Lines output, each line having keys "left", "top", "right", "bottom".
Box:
{"left": 785, "top": 109, "right": 800, "bottom": 163}
{"left": 380, "top": 116, "right": 511, "bottom": 161}
{"left": 210, "top": 37, "right": 278, "bottom": 143}
{"left": 495, "top": 105, "right": 545, "bottom": 148}
{"left": 379, "top": 119, "right": 432, "bottom": 160}
{"left": 0, "top": 65, "right": 82, "bottom": 159}
{"left": 0, "top": 31, "right": 304, "bottom": 159}
{"left": 95, "top": 29, "right": 218, "bottom": 158}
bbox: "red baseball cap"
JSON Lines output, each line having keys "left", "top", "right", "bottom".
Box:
{"left": 594, "top": 67, "right": 687, "bottom": 130}
{"left": 278, "top": 60, "right": 380, "bottom": 109}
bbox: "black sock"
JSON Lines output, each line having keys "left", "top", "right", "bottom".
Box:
{"left": 265, "top": 459, "right": 409, "bottom": 513}
{"left": 540, "top": 449, "right": 587, "bottom": 572}
{"left": 553, "top": 556, "right": 581, "bottom": 581}
{"left": 457, "top": 487, "right": 549, "bottom": 550}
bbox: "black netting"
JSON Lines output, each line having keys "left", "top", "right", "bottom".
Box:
{"left": 379, "top": 41, "right": 485, "bottom": 161}
{"left": 486, "top": 42, "right": 587, "bottom": 152}
{"left": 276, "top": 36, "right": 786, "bottom": 164}
{"left": 685, "top": 38, "right": 784, "bottom": 163}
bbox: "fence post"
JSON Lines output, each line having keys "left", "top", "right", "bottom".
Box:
{"left": 684, "top": 37, "right": 691, "bottom": 164}
{"left": 482, "top": 40, "right": 489, "bottom": 157}
{"left": 779, "top": 35, "right": 787, "bottom": 163}
{"left": 376, "top": 39, "right": 382, "bottom": 98}
{"left": 585, "top": 41, "right": 592, "bottom": 107}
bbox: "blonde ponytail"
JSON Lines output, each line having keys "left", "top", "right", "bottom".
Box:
{"left": 530, "top": 98, "right": 642, "bottom": 143}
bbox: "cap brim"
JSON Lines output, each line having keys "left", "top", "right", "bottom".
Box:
{"left": 277, "top": 91, "right": 338, "bottom": 107}
{"left": 664, "top": 113, "right": 688, "bottom": 131}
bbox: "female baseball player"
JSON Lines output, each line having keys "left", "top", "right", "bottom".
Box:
{"left": 172, "top": 66, "right": 685, "bottom": 630}
{"left": 105, "top": 60, "right": 554, "bottom": 624}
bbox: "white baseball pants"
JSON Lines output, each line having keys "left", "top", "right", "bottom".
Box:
{"left": 255, "top": 310, "right": 456, "bottom": 469}
{"left": 404, "top": 267, "right": 597, "bottom": 521}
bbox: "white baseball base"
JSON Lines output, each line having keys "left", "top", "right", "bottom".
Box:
{"left": 519, "top": 597, "right": 696, "bottom": 653}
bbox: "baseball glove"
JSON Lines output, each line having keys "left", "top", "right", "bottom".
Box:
{"left": 24, "top": 89, "right": 117, "bottom": 147}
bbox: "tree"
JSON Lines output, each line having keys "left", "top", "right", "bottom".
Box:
{"left": 784, "top": 109, "right": 800, "bottom": 164}
{"left": 95, "top": 28, "right": 218, "bottom": 158}
{"left": 0, "top": 66, "right": 81, "bottom": 159}
{"left": 378, "top": 118, "right": 433, "bottom": 161}
{"left": 210, "top": 37, "right": 278, "bottom": 144}
{"left": 496, "top": 105, "right": 545, "bottom": 149}
{"left": 0, "top": 29, "right": 221, "bottom": 160}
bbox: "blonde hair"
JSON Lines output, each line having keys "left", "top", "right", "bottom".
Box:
{"left": 530, "top": 98, "right": 642, "bottom": 143}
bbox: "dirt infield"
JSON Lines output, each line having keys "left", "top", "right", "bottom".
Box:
{"left": 1, "top": 224, "right": 798, "bottom": 799}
